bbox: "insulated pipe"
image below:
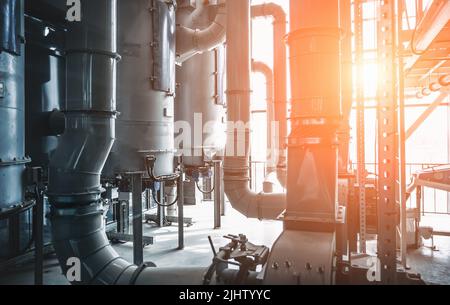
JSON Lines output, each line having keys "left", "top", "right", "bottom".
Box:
{"left": 251, "top": 3, "right": 288, "bottom": 187}
{"left": 176, "top": 0, "right": 226, "bottom": 63}
{"left": 251, "top": 60, "right": 276, "bottom": 174}
{"left": 224, "top": 0, "right": 286, "bottom": 220}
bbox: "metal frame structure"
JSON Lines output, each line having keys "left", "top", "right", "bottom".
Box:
{"left": 377, "top": 0, "right": 400, "bottom": 284}
{"left": 355, "top": 0, "right": 367, "bottom": 254}
{"left": 397, "top": 0, "right": 408, "bottom": 269}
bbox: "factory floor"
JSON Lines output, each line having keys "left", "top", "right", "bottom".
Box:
{"left": 0, "top": 200, "right": 449, "bottom": 285}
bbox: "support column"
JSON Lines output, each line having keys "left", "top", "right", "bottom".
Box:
{"left": 355, "top": 0, "right": 367, "bottom": 254}
{"left": 377, "top": 0, "right": 399, "bottom": 284}
{"left": 132, "top": 173, "right": 143, "bottom": 266}
{"left": 178, "top": 172, "right": 185, "bottom": 250}
{"left": 213, "top": 160, "right": 222, "bottom": 229}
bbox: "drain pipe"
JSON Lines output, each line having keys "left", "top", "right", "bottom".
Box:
{"left": 224, "top": 0, "right": 286, "bottom": 220}
{"left": 48, "top": 0, "right": 206, "bottom": 285}
{"left": 176, "top": 0, "right": 226, "bottom": 63}
{"left": 251, "top": 3, "right": 288, "bottom": 188}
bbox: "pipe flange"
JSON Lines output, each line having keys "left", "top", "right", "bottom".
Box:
{"left": 129, "top": 262, "right": 157, "bottom": 285}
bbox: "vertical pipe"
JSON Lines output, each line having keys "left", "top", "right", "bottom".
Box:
{"left": 34, "top": 183, "right": 44, "bottom": 285}
{"left": 158, "top": 184, "right": 165, "bottom": 227}
{"left": 178, "top": 172, "right": 185, "bottom": 250}
{"left": 251, "top": 60, "right": 275, "bottom": 174}
{"left": 224, "top": 0, "right": 286, "bottom": 220}
{"left": 213, "top": 160, "right": 222, "bottom": 228}
{"left": 251, "top": 4, "right": 288, "bottom": 187}
{"left": 132, "top": 173, "right": 143, "bottom": 266}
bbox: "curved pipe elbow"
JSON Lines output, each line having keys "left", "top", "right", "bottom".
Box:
{"left": 176, "top": 5, "right": 226, "bottom": 63}
{"left": 224, "top": 179, "right": 286, "bottom": 220}
{"left": 251, "top": 3, "right": 287, "bottom": 24}
{"left": 252, "top": 61, "right": 274, "bottom": 89}
{"left": 276, "top": 167, "right": 287, "bottom": 188}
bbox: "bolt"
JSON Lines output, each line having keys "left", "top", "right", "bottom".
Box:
{"left": 305, "top": 263, "right": 312, "bottom": 271}
{"left": 285, "top": 261, "right": 292, "bottom": 268}
{"left": 272, "top": 262, "right": 279, "bottom": 270}
{"left": 318, "top": 266, "right": 325, "bottom": 274}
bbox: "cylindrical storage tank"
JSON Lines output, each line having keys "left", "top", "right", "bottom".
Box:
{"left": 104, "top": 0, "right": 176, "bottom": 177}
{"left": 24, "top": 13, "right": 66, "bottom": 174}
{"left": 175, "top": 1, "right": 226, "bottom": 168}
{"left": 0, "top": 0, "right": 33, "bottom": 259}
{"left": 0, "top": 0, "right": 28, "bottom": 210}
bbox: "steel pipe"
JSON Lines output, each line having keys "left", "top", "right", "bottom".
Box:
{"left": 252, "top": 60, "right": 275, "bottom": 174}
{"left": 251, "top": 3, "right": 288, "bottom": 187}
{"left": 224, "top": 0, "right": 286, "bottom": 220}
{"left": 176, "top": 0, "right": 226, "bottom": 63}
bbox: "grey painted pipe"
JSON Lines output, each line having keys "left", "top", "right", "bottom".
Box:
{"left": 224, "top": 0, "right": 286, "bottom": 220}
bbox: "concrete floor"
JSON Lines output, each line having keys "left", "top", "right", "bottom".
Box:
{"left": 0, "top": 200, "right": 449, "bottom": 285}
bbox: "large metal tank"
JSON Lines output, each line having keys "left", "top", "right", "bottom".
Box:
{"left": 175, "top": 1, "right": 226, "bottom": 168}
{"left": 0, "top": 0, "right": 33, "bottom": 259}
{"left": 0, "top": 0, "right": 27, "bottom": 210}
{"left": 104, "top": 0, "right": 176, "bottom": 178}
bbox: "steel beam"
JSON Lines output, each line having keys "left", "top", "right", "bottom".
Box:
{"left": 178, "top": 172, "right": 185, "bottom": 250}
{"left": 397, "top": 0, "right": 408, "bottom": 269}
{"left": 213, "top": 160, "right": 222, "bottom": 229}
{"left": 377, "top": 0, "right": 399, "bottom": 284}
{"left": 355, "top": 0, "right": 367, "bottom": 254}
{"left": 131, "top": 173, "right": 144, "bottom": 265}
{"left": 405, "top": 0, "right": 450, "bottom": 70}
{"left": 406, "top": 92, "right": 449, "bottom": 139}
